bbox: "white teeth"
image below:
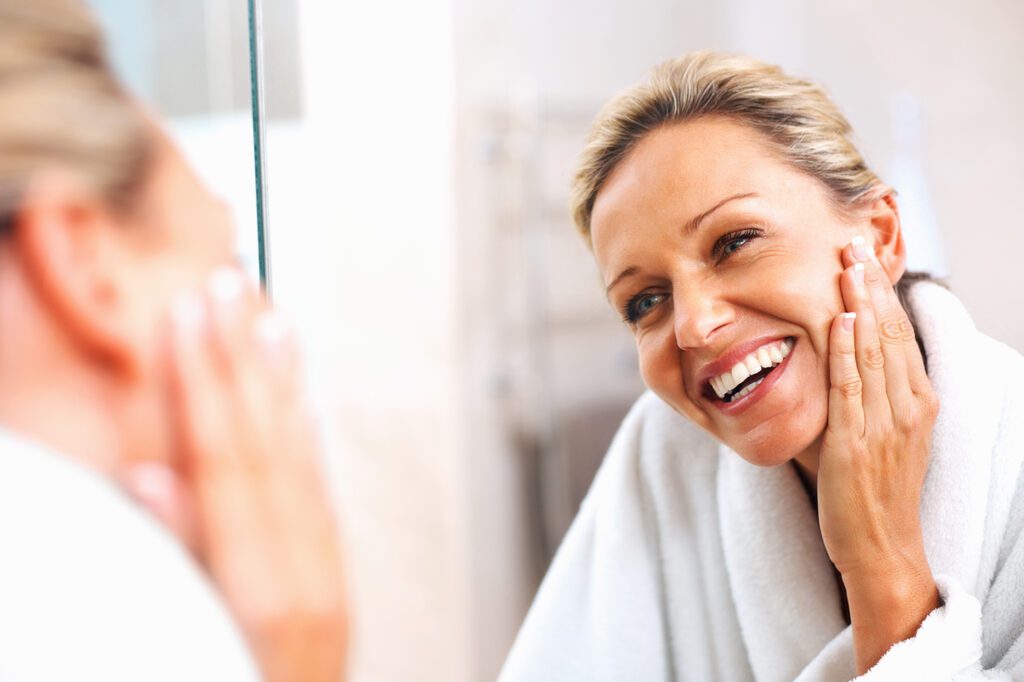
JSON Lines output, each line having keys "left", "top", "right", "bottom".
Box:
{"left": 722, "top": 371, "right": 738, "bottom": 393}
{"left": 735, "top": 377, "right": 764, "bottom": 399}
{"left": 708, "top": 338, "right": 794, "bottom": 400}
{"left": 744, "top": 356, "right": 761, "bottom": 375}
{"left": 731, "top": 362, "right": 750, "bottom": 386}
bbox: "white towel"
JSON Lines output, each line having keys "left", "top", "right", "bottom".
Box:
{"left": 0, "top": 430, "right": 260, "bottom": 681}
{"left": 501, "top": 282, "right": 1024, "bottom": 681}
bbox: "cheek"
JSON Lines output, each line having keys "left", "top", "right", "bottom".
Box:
{"left": 759, "top": 251, "right": 845, "bottom": 349}
{"left": 636, "top": 331, "right": 673, "bottom": 393}
{"left": 636, "top": 329, "right": 699, "bottom": 413}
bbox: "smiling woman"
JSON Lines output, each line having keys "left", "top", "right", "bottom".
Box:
{"left": 501, "top": 52, "right": 1024, "bottom": 681}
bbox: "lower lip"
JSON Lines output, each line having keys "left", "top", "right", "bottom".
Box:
{"left": 711, "top": 339, "right": 796, "bottom": 417}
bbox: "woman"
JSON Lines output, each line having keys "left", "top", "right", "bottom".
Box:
{"left": 501, "top": 52, "right": 1024, "bottom": 680}
{"left": 0, "top": 2, "right": 347, "bottom": 680}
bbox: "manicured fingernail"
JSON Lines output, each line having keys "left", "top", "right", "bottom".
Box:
{"left": 841, "top": 312, "right": 856, "bottom": 333}
{"left": 208, "top": 267, "right": 244, "bottom": 304}
{"left": 851, "top": 235, "right": 870, "bottom": 262}
{"left": 255, "top": 310, "right": 291, "bottom": 363}
{"left": 853, "top": 262, "right": 865, "bottom": 286}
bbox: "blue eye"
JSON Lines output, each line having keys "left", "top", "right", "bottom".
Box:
{"left": 714, "top": 228, "right": 762, "bottom": 261}
{"left": 723, "top": 236, "right": 750, "bottom": 254}
{"left": 624, "top": 292, "right": 665, "bottom": 324}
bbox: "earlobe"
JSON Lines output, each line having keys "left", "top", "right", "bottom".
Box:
{"left": 868, "top": 190, "right": 907, "bottom": 285}
{"left": 13, "top": 174, "right": 139, "bottom": 374}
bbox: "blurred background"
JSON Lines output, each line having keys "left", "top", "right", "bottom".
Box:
{"left": 88, "top": 1, "right": 1024, "bottom": 680}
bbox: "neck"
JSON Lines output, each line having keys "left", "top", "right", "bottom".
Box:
{"left": 0, "top": 263, "right": 163, "bottom": 476}
{"left": 792, "top": 433, "right": 824, "bottom": 505}
{"left": 0, "top": 376, "right": 126, "bottom": 474}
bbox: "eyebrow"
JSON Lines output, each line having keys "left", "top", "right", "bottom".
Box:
{"left": 604, "top": 191, "right": 758, "bottom": 296}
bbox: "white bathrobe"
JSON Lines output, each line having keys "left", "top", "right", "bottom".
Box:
{"left": 501, "top": 282, "right": 1024, "bottom": 681}
{"left": 0, "top": 430, "right": 260, "bottom": 681}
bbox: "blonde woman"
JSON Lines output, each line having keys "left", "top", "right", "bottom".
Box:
{"left": 501, "top": 53, "right": 1024, "bottom": 680}
{"left": 0, "top": 2, "right": 346, "bottom": 680}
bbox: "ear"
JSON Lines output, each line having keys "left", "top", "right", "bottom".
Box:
{"left": 12, "top": 174, "right": 140, "bottom": 375}
{"left": 865, "top": 189, "right": 906, "bottom": 285}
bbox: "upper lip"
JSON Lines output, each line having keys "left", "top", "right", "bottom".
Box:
{"left": 695, "top": 334, "right": 792, "bottom": 391}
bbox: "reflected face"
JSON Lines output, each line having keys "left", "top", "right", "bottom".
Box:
{"left": 104, "top": 130, "right": 238, "bottom": 464}
{"left": 121, "top": 132, "right": 237, "bottom": 353}
{"left": 591, "top": 117, "right": 859, "bottom": 467}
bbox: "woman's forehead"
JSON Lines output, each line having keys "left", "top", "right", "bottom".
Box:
{"left": 592, "top": 123, "right": 789, "bottom": 237}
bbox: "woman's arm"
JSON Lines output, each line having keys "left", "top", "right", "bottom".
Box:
{"left": 818, "top": 238, "right": 941, "bottom": 673}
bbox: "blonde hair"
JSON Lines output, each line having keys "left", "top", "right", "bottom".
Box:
{"left": 573, "top": 51, "right": 940, "bottom": 366}
{"left": 571, "top": 51, "right": 882, "bottom": 241}
{"left": 0, "top": 0, "right": 151, "bottom": 229}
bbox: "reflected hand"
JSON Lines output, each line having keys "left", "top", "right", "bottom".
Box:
{"left": 157, "top": 269, "right": 347, "bottom": 682}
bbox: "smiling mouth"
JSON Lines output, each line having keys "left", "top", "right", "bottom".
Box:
{"left": 704, "top": 337, "right": 795, "bottom": 404}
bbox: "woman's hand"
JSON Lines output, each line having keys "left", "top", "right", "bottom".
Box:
{"left": 151, "top": 268, "right": 347, "bottom": 682}
{"left": 818, "top": 239, "right": 941, "bottom": 673}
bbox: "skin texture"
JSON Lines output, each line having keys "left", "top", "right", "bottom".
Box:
{"left": 0, "top": 131, "right": 348, "bottom": 682}
{"left": 591, "top": 116, "right": 940, "bottom": 673}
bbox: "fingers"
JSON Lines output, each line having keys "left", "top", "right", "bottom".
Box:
{"left": 165, "top": 269, "right": 347, "bottom": 682}
{"left": 843, "top": 237, "right": 927, "bottom": 401}
{"left": 828, "top": 312, "right": 865, "bottom": 439}
{"left": 838, "top": 259, "right": 892, "bottom": 426}
{"left": 168, "top": 270, "right": 279, "bottom": 562}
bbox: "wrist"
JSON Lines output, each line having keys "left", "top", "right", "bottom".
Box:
{"left": 841, "top": 559, "right": 940, "bottom": 674}
{"left": 843, "top": 562, "right": 938, "bottom": 612}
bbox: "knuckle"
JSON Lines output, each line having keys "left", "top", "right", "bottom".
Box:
{"left": 879, "top": 313, "right": 915, "bottom": 344}
{"left": 837, "top": 375, "right": 863, "bottom": 400}
{"left": 893, "top": 406, "right": 916, "bottom": 433}
{"left": 863, "top": 342, "right": 885, "bottom": 370}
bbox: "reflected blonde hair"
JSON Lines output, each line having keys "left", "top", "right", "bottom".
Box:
{"left": 0, "top": 0, "right": 150, "bottom": 227}
{"left": 571, "top": 51, "right": 881, "bottom": 241}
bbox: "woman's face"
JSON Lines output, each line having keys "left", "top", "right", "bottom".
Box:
{"left": 109, "top": 131, "right": 237, "bottom": 464}
{"left": 117, "top": 131, "right": 237, "bottom": 363}
{"left": 591, "top": 116, "right": 872, "bottom": 467}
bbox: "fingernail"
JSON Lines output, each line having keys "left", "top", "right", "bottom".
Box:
{"left": 208, "top": 267, "right": 244, "bottom": 305}
{"left": 853, "top": 262, "right": 865, "bottom": 286}
{"left": 255, "top": 310, "right": 291, "bottom": 364}
{"left": 841, "top": 312, "right": 856, "bottom": 333}
{"left": 851, "top": 235, "right": 870, "bottom": 262}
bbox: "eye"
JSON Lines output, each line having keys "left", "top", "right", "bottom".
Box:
{"left": 623, "top": 292, "right": 666, "bottom": 324}
{"left": 713, "top": 228, "right": 762, "bottom": 261}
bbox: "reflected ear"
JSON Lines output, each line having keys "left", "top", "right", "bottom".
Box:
{"left": 866, "top": 190, "right": 906, "bottom": 285}
{"left": 13, "top": 174, "right": 138, "bottom": 374}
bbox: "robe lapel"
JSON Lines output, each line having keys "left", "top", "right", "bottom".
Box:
{"left": 717, "top": 445, "right": 850, "bottom": 682}
{"left": 714, "top": 283, "right": 998, "bottom": 681}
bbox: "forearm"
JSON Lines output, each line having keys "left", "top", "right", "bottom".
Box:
{"left": 843, "top": 554, "right": 941, "bottom": 675}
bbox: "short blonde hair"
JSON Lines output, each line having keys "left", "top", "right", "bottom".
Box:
{"left": 0, "top": 0, "right": 151, "bottom": 225}
{"left": 571, "top": 51, "right": 881, "bottom": 241}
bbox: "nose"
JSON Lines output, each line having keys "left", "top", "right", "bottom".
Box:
{"left": 673, "top": 282, "right": 731, "bottom": 351}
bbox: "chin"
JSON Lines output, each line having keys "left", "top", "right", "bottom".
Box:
{"left": 722, "top": 417, "right": 825, "bottom": 469}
